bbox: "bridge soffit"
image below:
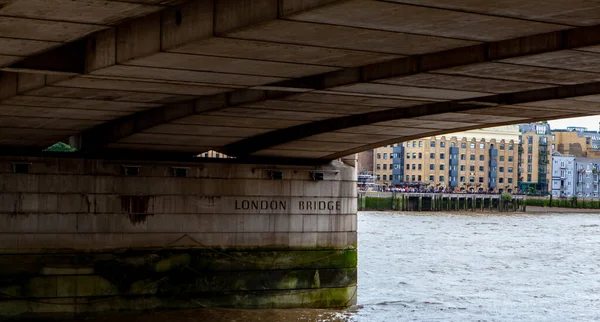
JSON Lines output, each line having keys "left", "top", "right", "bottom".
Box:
{"left": 2, "top": 1, "right": 600, "bottom": 158}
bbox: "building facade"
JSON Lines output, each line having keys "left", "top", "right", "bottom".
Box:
{"left": 357, "top": 149, "right": 374, "bottom": 174}
{"left": 518, "top": 123, "right": 552, "bottom": 194}
{"left": 372, "top": 144, "right": 396, "bottom": 185}
{"left": 391, "top": 145, "right": 404, "bottom": 186}
{"left": 370, "top": 126, "right": 520, "bottom": 193}
{"left": 573, "top": 158, "right": 600, "bottom": 198}
{"left": 552, "top": 127, "right": 600, "bottom": 158}
{"left": 550, "top": 152, "right": 576, "bottom": 197}
{"left": 198, "top": 150, "right": 234, "bottom": 159}
{"left": 551, "top": 154, "right": 600, "bottom": 198}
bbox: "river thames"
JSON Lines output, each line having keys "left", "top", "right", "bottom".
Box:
{"left": 79, "top": 211, "right": 600, "bottom": 322}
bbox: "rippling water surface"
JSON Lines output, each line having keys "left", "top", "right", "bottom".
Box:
{"left": 81, "top": 212, "right": 600, "bottom": 322}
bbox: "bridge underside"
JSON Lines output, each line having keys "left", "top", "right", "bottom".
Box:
{"left": 2, "top": 0, "right": 600, "bottom": 160}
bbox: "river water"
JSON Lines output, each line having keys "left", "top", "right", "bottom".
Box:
{"left": 80, "top": 211, "right": 600, "bottom": 322}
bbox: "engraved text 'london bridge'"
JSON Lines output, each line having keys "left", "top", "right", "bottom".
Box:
{"left": 234, "top": 199, "right": 342, "bottom": 211}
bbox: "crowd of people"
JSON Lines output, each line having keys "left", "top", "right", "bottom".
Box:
{"left": 360, "top": 186, "right": 520, "bottom": 195}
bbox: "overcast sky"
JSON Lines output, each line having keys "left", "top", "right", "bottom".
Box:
{"left": 547, "top": 115, "right": 600, "bottom": 131}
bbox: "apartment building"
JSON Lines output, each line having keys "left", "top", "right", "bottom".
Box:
{"left": 552, "top": 126, "right": 600, "bottom": 158}
{"left": 372, "top": 144, "right": 396, "bottom": 184}
{"left": 551, "top": 154, "right": 600, "bottom": 198}
{"left": 518, "top": 123, "right": 552, "bottom": 194}
{"left": 372, "top": 126, "right": 521, "bottom": 192}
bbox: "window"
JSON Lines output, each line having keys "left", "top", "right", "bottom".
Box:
{"left": 383, "top": 164, "right": 387, "bottom": 170}
{"left": 499, "top": 178, "right": 504, "bottom": 183}
{"left": 460, "top": 176, "right": 465, "bottom": 182}
{"left": 430, "top": 141, "right": 436, "bottom": 147}
{"left": 412, "top": 141, "right": 417, "bottom": 147}
{"left": 499, "top": 167, "right": 504, "bottom": 172}
{"left": 429, "top": 175, "right": 435, "bottom": 181}
{"left": 440, "top": 153, "right": 445, "bottom": 159}
{"left": 499, "top": 156, "right": 504, "bottom": 161}
{"left": 406, "top": 153, "right": 410, "bottom": 159}
{"left": 418, "top": 164, "right": 422, "bottom": 170}
{"left": 470, "top": 155, "right": 475, "bottom": 161}
{"left": 418, "top": 153, "right": 422, "bottom": 159}
{"left": 460, "top": 165, "right": 466, "bottom": 171}
{"left": 430, "top": 164, "right": 435, "bottom": 170}
{"left": 412, "top": 153, "right": 416, "bottom": 159}
{"left": 527, "top": 146, "right": 533, "bottom": 154}
{"left": 418, "top": 141, "right": 423, "bottom": 147}
{"left": 451, "top": 142, "right": 456, "bottom": 148}
{"left": 406, "top": 164, "right": 410, "bottom": 170}
{"left": 440, "top": 164, "right": 445, "bottom": 170}
{"left": 508, "top": 156, "right": 513, "bottom": 162}
{"left": 412, "top": 175, "right": 416, "bottom": 181}
{"left": 479, "top": 166, "right": 484, "bottom": 172}
{"left": 508, "top": 167, "right": 513, "bottom": 173}
{"left": 406, "top": 175, "right": 410, "bottom": 181}
{"left": 508, "top": 178, "right": 513, "bottom": 184}
{"left": 479, "top": 155, "right": 484, "bottom": 161}
{"left": 527, "top": 155, "right": 532, "bottom": 163}
{"left": 377, "top": 153, "right": 381, "bottom": 159}
{"left": 377, "top": 175, "right": 381, "bottom": 180}
{"left": 460, "top": 154, "right": 466, "bottom": 160}
{"left": 499, "top": 144, "right": 505, "bottom": 150}
{"left": 470, "top": 143, "right": 476, "bottom": 149}
{"left": 412, "top": 164, "right": 416, "bottom": 170}
{"left": 527, "top": 174, "right": 532, "bottom": 181}
{"left": 383, "top": 175, "right": 387, "bottom": 181}
{"left": 509, "top": 145, "right": 514, "bottom": 151}
{"left": 390, "top": 163, "right": 393, "bottom": 169}
{"left": 383, "top": 153, "right": 388, "bottom": 159}
{"left": 377, "top": 164, "right": 381, "bottom": 170}
{"left": 461, "top": 143, "right": 466, "bottom": 149}
{"left": 439, "top": 176, "right": 445, "bottom": 182}
{"left": 527, "top": 136, "right": 533, "bottom": 144}
{"left": 470, "top": 165, "right": 475, "bottom": 171}
{"left": 469, "top": 177, "right": 475, "bottom": 183}
{"left": 479, "top": 177, "right": 484, "bottom": 183}
{"left": 440, "top": 142, "right": 446, "bottom": 148}
{"left": 479, "top": 143, "right": 485, "bottom": 149}
{"left": 527, "top": 165, "right": 532, "bottom": 172}
{"left": 418, "top": 175, "right": 422, "bottom": 181}
{"left": 430, "top": 153, "right": 435, "bottom": 159}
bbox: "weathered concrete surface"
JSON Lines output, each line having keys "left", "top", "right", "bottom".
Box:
{"left": 0, "top": 156, "right": 357, "bottom": 319}
{"left": 1, "top": 0, "right": 600, "bottom": 159}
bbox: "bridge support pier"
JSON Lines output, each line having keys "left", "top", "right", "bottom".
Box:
{"left": 0, "top": 156, "right": 357, "bottom": 320}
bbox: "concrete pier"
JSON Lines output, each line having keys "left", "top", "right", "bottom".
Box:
{"left": 0, "top": 156, "right": 357, "bottom": 320}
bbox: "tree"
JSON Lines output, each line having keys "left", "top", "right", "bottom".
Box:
{"left": 527, "top": 186, "right": 537, "bottom": 195}
{"left": 44, "top": 142, "right": 77, "bottom": 152}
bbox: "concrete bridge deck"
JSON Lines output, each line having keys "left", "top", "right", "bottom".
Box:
{"left": 1, "top": 0, "right": 600, "bottom": 160}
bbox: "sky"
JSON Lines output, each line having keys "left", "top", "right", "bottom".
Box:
{"left": 547, "top": 115, "right": 600, "bottom": 131}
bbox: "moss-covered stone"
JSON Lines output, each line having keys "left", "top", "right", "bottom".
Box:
{"left": 0, "top": 248, "right": 357, "bottom": 320}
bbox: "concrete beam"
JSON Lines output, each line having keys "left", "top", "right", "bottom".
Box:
{"left": 324, "top": 114, "right": 585, "bottom": 160}
{"left": 220, "top": 79, "right": 600, "bottom": 157}
{"left": 69, "top": 93, "right": 225, "bottom": 150}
